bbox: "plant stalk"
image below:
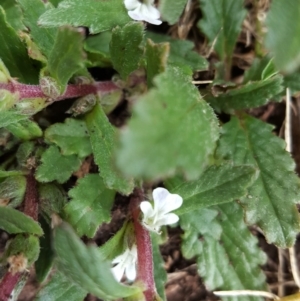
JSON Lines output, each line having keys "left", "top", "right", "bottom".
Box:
{"left": 130, "top": 188, "right": 156, "bottom": 301}
{"left": 0, "top": 81, "right": 119, "bottom": 101}
{"left": 0, "top": 172, "right": 39, "bottom": 301}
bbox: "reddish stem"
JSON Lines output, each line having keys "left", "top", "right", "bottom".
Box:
{"left": 0, "top": 272, "right": 21, "bottom": 301}
{"left": 0, "top": 173, "right": 39, "bottom": 300}
{"left": 130, "top": 188, "right": 156, "bottom": 301}
{"left": 0, "top": 81, "right": 119, "bottom": 101}
{"left": 24, "top": 172, "right": 39, "bottom": 221}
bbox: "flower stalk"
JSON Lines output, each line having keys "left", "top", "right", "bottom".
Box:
{"left": 0, "top": 81, "right": 120, "bottom": 101}
{"left": 130, "top": 188, "right": 156, "bottom": 301}
{"left": 0, "top": 173, "right": 39, "bottom": 301}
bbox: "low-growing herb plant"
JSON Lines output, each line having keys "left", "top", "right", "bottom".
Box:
{"left": 1, "top": 0, "right": 300, "bottom": 300}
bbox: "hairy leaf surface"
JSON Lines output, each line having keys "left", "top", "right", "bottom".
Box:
{"left": 85, "top": 104, "right": 134, "bottom": 195}
{"left": 208, "top": 76, "right": 283, "bottom": 112}
{"left": 35, "top": 145, "right": 81, "bottom": 184}
{"left": 0, "top": 7, "right": 38, "bottom": 83}
{"left": 47, "top": 27, "right": 86, "bottom": 93}
{"left": 110, "top": 22, "right": 144, "bottom": 79}
{"left": 198, "top": 0, "right": 246, "bottom": 64}
{"left": 265, "top": 1, "right": 300, "bottom": 73}
{"left": 181, "top": 203, "right": 267, "bottom": 301}
{"left": 35, "top": 271, "right": 87, "bottom": 301}
{"left": 159, "top": 0, "right": 188, "bottom": 25}
{"left": 117, "top": 67, "right": 219, "bottom": 181}
{"left": 54, "top": 222, "right": 141, "bottom": 299}
{"left": 38, "top": 0, "right": 131, "bottom": 34}
{"left": 45, "top": 118, "right": 92, "bottom": 158}
{"left": 65, "top": 174, "right": 115, "bottom": 238}
{"left": 0, "top": 206, "right": 43, "bottom": 235}
{"left": 166, "top": 164, "right": 257, "bottom": 215}
{"left": 17, "top": 0, "right": 57, "bottom": 58}
{"left": 147, "top": 32, "right": 207, "bottom": 72}
{"left": 216, "top": 115, "right": 300, "bottom": 247}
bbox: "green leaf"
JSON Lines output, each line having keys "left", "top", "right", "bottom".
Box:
{"left": 151, "top": 234, "right": 167, "bottom": 301}
{"left": 207, "top": 75, "right": 283, "bottom": 113}
{"left": 0, "top": 206, "right": 43, "bottom": 235}
{"left": 284, "top": 70, "right": 300, "bottom": 95}
{"left": 54, "top": 222, "right": 141, "bottom": 299}
{"left": 47, "top": 26, "right": 86, "bottom": 93}
{"left": 98, "top": 222, "right": 134, "bottom": 262}
{"left": 0, "top": 6, "right": 38, "bottom": 83}
{"left": 35, "top": 217, "right": 55, "bottom": 283}
{"left": 181, "top": 202, "right": 267, "bottom": 300}
{"left": 5, "top": 234, "right": 40, "bottom": 266}
{"left": 198, "top": 0, "right": 246, "bottom": 65}
{"left": 216, "top": 115, "right": 300, "bottom": 247}
{"left": 147, "top": 32, "right": 208, "bottom": 72}
{"left": 45, "top": 118, "right": 92, "bottom": 158}
{"left": 0, "top": 175, "right": 26, "bottom": 207}
{"left": 5, "top": 119, "right": 42, "bottom": 140}
{"left": 0, "top": 111, "right": 29, "bottom": 128}
{"left": 265, "top": 1, "right": 300, "bottom": 73}
{"left": 110, "top": 22, "right": 144, "bottom": 79}
{"left": 38, "top": 0, "right": 131, "bottom": 34}
{"left": 35, "top": 145, "right": 81, "bottom": 184}
{"left": 17, "top": 0, "right": 57, "bottom": 58}
{"left": 116, "top": 67, "right": 219, "bottom": 181}
{"left": 159, "top": 0, "right": 188, "bottom": 25}
{"left": 16, "top": 141, "right": 35, "bottom": 168}
{"left": 84, "top": 32, "right": 112, "bottom": 68}
{"left": 0, "top": 170, "right": 24, "bottom": 178}
{"left": 35, "top": 271, "right": 87, "bottom": 301}
{"left": 65, "top": 174, "right": 115, "bottom": 238}
{"left": 166, "top": 164, "right": 257, "bottom": 215}
{"left": 1, "top": 0, "right": 26, "bottom": 31}
{"left": 39, "top": 183, "right": 67, "bottom": 221}
{"left": 243, "top": 56, "right": 272, "bottom": 83}
{"left": 85, "top": 104, "right": 134, "bottom": 195}
{"left": 146, "top": 39, "right": 169, "bottom": 88}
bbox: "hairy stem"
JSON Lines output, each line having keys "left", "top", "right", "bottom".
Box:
{"left": 0, "top": 81, "right": 119, "bottom": 101}
{"left": 0, "top": 173, "right": 39, "bottom": 301}
{"left": 130, "top": 188, "right": 156, "bottom": 301}
{"left": 0, "top": 272, "right": 21, "bottom": 301}
{"left": 24, "top": 172, "right": 39, "bottom": 221}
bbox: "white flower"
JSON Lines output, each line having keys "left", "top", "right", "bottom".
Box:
{"left": 111, "top": 245, "right": 137, "bottom": 282}
{"left": 124, "top": 0, "right": 162, "bottom": 25}
{"left": 140, "top": 188, "right": 183, "bottom": 233}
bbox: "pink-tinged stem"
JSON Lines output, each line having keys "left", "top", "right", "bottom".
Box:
{"left": 0, "top": 272, "right": 21, "bottom": 301}
{"left": 0, "top": 173, "right": 39, "bottom": 300}
{"left": 0, "top": 81, "right": 119, "bottom": 101}
{"left": 130, "top": 188, "right": 156, "bottom": 301}
{"left": 24, "top": 172, "right": 39, "bottom": 221}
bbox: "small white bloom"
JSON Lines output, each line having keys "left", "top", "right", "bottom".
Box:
{"left": 111, "top": 245, "right": 137, "bottom": 282}
{"left": 124, "top": 0, "right": 162, "bottom": 25}
{"left": 140, "top": 188, "right": 183, "bottom": 233}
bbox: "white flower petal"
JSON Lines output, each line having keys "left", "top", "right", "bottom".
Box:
{"left": 144, "top": 17, "right": 162, "bottom": 25}
{"left": 143, "top": 4, "right": 160, "bottom": 20}
{"left": 153, "top": 187, "right": 169, "bottom": 203}
{"left": 111, "top": 263, "right": 125, "bottom": 282}
{"left": 161, "top": 193, "right": 183, "bottom": 214}
{"left": 140, "top": 201, "right": 155, "bottom": 217}
{"left": 157, "top": 213, "right": 179, "bottom": 226}
{"left": 125, "top": 261, "right": 137, "bottom": 281}
{"left": 124, "top": 0, "right": 139, "bottom": 10}
{"left": 153, "top": 187, "right": 170, "bottom": 212}
{"left": 128, "top": 10, "right": 144, "bottom": 21}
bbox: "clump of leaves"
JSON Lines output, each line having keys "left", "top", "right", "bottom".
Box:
{"left": 1, "top": 0, "right": 300, "bottom": 301}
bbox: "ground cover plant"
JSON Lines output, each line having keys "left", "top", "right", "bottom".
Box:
{"left": 1, "top": 0, "right": 300, "bottom": 300}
